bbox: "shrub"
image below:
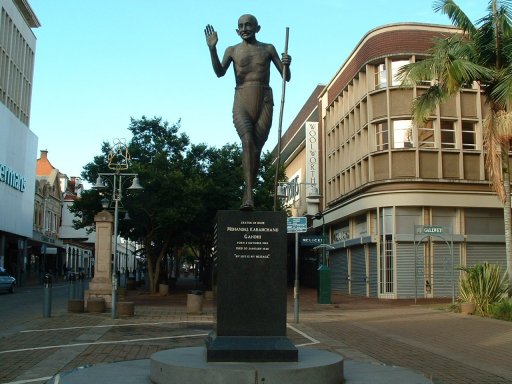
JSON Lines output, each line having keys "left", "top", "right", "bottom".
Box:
{"left": 490, "top": 300, "right": 512, "bottom": 321}
{"left": 458, "top": 262, "right": 509, "bottom": 315}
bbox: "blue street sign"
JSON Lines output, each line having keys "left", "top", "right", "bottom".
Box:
{"left": 287, "top": 217, "right": 307, "bottom": 233}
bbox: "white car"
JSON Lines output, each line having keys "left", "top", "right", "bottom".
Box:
{"left": 0, "top": 267, "right": 16, "bottom": 293}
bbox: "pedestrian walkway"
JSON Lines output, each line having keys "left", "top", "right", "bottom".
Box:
{"left": 0, "top": 278, "right": 511, "bottom": 383}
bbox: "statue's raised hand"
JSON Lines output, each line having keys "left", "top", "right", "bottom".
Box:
{"left": 204, "top": 24, "right": 218, "bottom": 49}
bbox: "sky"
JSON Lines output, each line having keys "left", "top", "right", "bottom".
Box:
{"left": 27, "top": 0, "right": 483, "bottom": 181}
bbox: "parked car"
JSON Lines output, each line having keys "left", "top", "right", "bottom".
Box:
{"left": 0, "top": 267, "right": 16, "bottom": 293}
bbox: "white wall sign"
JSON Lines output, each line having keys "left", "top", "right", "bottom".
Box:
{"left": 305, "top": 122, "right": 319, "bottom": 195}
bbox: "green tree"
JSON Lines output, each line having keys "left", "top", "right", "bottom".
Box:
{"left": 399, "top": 0, "right": 512, "bottom": 292}
{"left": 126, "top": 116, "right": 204, "bottom": 293}
{"left": 72, "top": 117, "right": 283, "bottom": 292}
{"left": 74, "top": 117, "right": 200, "bottom": 293}
{"left": 181, "top": 145, "right": 285, "bottom": 289}
{"left": 255, "top": 151, "right": 286, "bottom": 211}
{"left": 182, "top": 143, "right": 243, "bottom": 289}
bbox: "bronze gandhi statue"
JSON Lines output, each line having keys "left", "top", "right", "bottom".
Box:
{"left": 205, "top": 14, "right": 291, "bottom": 210}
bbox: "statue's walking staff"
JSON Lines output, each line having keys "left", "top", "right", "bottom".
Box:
{"left": 273, "top": 27, "right": 290, "bottom": 212}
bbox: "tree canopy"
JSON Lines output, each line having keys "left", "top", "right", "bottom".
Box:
{"left": 72, "top": 116, "right": 283, "bottom": 292}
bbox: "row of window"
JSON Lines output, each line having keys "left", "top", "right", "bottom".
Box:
{"left": 375, "top": 119, "right": 476, "bottom": 151}
{"left": 33, "top": 202, "right": 60, "bottom": 235}
{"left": 330, "top": 207, "right": 503, "bottom": 244}
{"left": 374, "top": 59, "right": 474, "bottom": 90}
{"left": 374, "top": 60, "right": 411, "bottom": 89}
{"left": 0, "top": 8, "right": 34, "bottom": 125}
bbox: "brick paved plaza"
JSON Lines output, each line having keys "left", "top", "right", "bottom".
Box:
{"left": 1, "top": 282, "right": 512, "bottom": 384}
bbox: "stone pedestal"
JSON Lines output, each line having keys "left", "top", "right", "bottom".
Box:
{"left": 85, "top": 210, "right": 114, "bottom": 309}
{"left": 206, "top": 210, "right": 297, "bottom": 362}
{"left": 151, "top": 347, "right": 343, "bottom": 384}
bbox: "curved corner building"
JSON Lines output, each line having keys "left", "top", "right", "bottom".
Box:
{"left": 317, "top": 23, "right": 502, "bottom": 299}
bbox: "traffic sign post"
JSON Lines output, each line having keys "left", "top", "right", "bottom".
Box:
{"left": 287, "top": 217, "right": 307, "bottom": 323}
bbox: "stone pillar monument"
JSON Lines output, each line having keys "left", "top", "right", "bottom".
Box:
{"left": 85, "top": 210, "right": 114, "bottom": 309}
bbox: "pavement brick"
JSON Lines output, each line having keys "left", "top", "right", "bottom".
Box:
{"left": 1, "top": 280, "right": 512, "bottom": 384}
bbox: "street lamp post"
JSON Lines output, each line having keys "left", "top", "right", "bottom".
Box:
{"left": 94, "top": 172, "right": 142, "bottom": 318}
{"left": 92, "top": 139, "right": 142, "bottom": 319}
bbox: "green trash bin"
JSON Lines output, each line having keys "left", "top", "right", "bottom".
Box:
{"left": 317, "top": 264, "right": 331, "bottom": 304}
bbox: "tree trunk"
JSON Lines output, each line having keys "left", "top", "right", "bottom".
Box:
{"left": 501, "top": 143, "right": 512, "bottom": 295}
{"left": 143, "top": 238, "right": 157, "bottom": 294}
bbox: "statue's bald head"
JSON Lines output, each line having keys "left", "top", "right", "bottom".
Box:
{"left": 238, "top": 14, "right": 258, "bottom": 26}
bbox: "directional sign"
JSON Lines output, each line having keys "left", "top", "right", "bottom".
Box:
{"left": 287, "top": 217, "right": 307, "bottom": 233}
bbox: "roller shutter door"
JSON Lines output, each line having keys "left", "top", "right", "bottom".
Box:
{"left": 331, "top": 249, "right": 348, "bottom": 294}
{"left": 466, "top": 243, "right": 506, "bottom": 271}
{"left": 351, "top": 246, "right": 366, "bottom": 296}
{"left": 369, "top": 245, "right": 378, "bottom": 297}
{"left": 396, "top": 242, "right": 418, "bottom": 299}
{"left": 432, "top": 242, "right": 459, "bottom": 299}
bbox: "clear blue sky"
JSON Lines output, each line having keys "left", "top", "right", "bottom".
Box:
{"left": 28, "top": 0, "right": 482, "bottom": 180}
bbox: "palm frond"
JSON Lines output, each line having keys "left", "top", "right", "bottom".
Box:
{"left": 491, "top": 65, "right": 512, "bottom": 107}
{"left": 410, "top": 85, "right": 445, "bottom": 124}
{"left": 396, "top": 59, "right": 435, "bottom": 86}
{"left": 434, "top": 0, "right": 477, "bottom": 35}
{"left": 447, "top": 58, "right": 493, "bottom": 88}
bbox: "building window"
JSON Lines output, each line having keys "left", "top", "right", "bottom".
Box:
{"left": 375, "top": 122, "right": 389, "bottom": 151}
{"left": 392, "top": 120, "right": 413, "bottom": 148}
{"left": 418, "top": 120, "right": 435, "bottom": 148}
{"left": 462, "top": 121, "right": 476, "bottom": 150}
{"left": 374, "top": 63, "right": 387, "bottom": 89}
{"left": 333, "top": 221, "right": 350, "bottom": 242}
{"left": 432, "top": 207, "right": 456, "bottom": 231}
{"left": 465, "top": 208, "right": 504, "bottom": 235}
{"left": 379, "top": 207, "right": 394, "bottom": 295}
{"left": 0, "top": 9, "right": 34, "bottom": 125}
{"left": 396, "top": 207, "right": 422, "bottom": 234}
{"left": 380, "top": 235, "right": 394, "bottom": 294}
{"left": 354, "top": 214, "right": 367, "bottom": 237}
{"left": 441, "top": 120, "right": 456, "bottom": 149}
{"left": 391, "top": 59, "right": 410, "bottom": 86}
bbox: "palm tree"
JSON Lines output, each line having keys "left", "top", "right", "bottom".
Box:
{"left": 399, "top": 0, "right": 512, "bottom": 292}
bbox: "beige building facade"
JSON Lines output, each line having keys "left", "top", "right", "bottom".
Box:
{"left": 280, "top": 23, "right": 506, "bottom": 299}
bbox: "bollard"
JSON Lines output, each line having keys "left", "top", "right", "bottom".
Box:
{"left": 68, "top": 272, "right": 76, "bottom": 300}
{"left": 43, "top": 273, "right": 52, "bottom": 318}
{"left": 77, "top": 272, "right": 84, "bottom": 299}
{"left": 112, "top": 272, "right": 118, "bottom": 319}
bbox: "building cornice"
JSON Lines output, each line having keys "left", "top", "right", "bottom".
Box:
{"left": 320, "top": 23, "right": 459, "bottom": 106}
{"left": 13, "top": 0, "right": 40, "bottom": 28}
